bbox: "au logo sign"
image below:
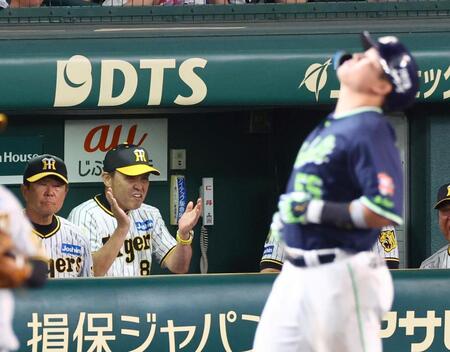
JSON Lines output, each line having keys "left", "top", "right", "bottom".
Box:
{"left": 298, "top": 59, "right": 332, "bottom": 101}
{"left": 54, "top": 55, "right": 208, "bottom": 108}
{"left": 64, "top": 119, "right": 167, "bottom": 183}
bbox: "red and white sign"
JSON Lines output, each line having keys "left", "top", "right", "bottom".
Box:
{"left": 64, "top": 118, "right": 167, "bottom": 183}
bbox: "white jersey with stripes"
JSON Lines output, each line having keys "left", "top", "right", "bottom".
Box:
{"left": 31, "top": 215, "right": 92, "bottom": 278}
{"left": 420, "top": 244, "right": 450, "bottom": 269}
{"left": 68, "top": 193, "right": 177, "bottom": 277}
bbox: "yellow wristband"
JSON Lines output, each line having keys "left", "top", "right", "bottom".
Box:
{"left": 176, "top": 230, "right": 193, "bottom": 245}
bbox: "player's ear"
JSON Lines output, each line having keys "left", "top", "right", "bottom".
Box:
{"left": 20, "top": 184, "right": 28, "bottom": 200}
{"left": 102, "top": 172, "right": 113, "bottom": 188}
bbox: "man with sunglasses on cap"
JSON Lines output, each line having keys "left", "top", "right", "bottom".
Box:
{"left": 253, "top": 32, "right": 419, "bottom": 352}
{"left": 21, "top": 154, "right": 92, "bottom": 278}
{"left": 68, "top": 143, "right": 202, "bottom": 277}
{"left": 420, "top": 183, "right": 450, "bottom": 269}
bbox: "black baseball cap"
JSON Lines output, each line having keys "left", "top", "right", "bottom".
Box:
{"left": 24, "top": 154, "right": 68, "bottom": 184}
{"left": 103, "top": 143, "right": 160, "bottom": 176}
{"left": 434, "top": 183, "right": 450, "bottom": 209}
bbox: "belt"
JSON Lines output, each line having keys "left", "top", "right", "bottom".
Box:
{"left": 285, "top": 253, "right": 336, "bottom": 267}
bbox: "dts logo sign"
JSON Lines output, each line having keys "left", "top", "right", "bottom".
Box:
{"left": 54, "top": 55, "right": 208, "bottom": 107}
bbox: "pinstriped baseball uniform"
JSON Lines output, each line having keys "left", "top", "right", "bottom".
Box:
{"left": 31, "top": 215, "right": 92, "bottom": 278}
{"left": 260, "top": 225, "right": 399, "bottom": 271}
{"left": 0, "top": 186, "right": 44, "bottom": 352}
{"left": 372, "top": 225, "right": 399, "bottom": 269}
{"left": 420, "top": 245, "right": 450, "bottom": 269}
{"left": 68, "top": 193, "right": 177, "bottom": 277}
{"left": 260, "top": 230, "right": 285, "bottom": 271}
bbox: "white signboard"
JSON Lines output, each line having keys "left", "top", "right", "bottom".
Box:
{"left": 64, "top": 118, "right": 167, "bottom": 183}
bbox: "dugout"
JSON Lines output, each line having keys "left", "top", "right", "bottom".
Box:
{"left": 0, "top": 2, "right": 450, "bottom": 271}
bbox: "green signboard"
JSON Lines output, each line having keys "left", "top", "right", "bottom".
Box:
{"left": 12, "top": 270, "right": 450, "bottom": 351}
{"left": 0, "top": 32, "right": 449, "bottom": 110}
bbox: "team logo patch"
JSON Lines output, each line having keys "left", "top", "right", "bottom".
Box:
{"left": 61, "top": 243, "right": 82, "bottom": 256}
{"left": 263, "top": 245, "right": 274, "bottom": 256}
{"left": 379, "top": 230, "right": 397, "bottom": 253}
{"left": 378, "top": 172, "right": 395, "bottom": 196}
{"left": 135, "top": 219, "right": 154, "bottom": 231}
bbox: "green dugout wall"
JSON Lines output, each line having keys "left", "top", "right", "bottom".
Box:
{"left": 12, "top": 271, "right": 450, "bottom": 351}
{"left": 1, "top": 4, "right": 450, "bottom": 270}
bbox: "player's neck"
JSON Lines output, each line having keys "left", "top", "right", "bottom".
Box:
{"left": 334, "top": 86, "right": 384, "bottom": 115}
{"left": 25, "top": 208, "right": 54, "bottom": 225}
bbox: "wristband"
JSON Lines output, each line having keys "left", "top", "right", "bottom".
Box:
{"left": 176, "top": 230, "right": 194, "bottom": 245}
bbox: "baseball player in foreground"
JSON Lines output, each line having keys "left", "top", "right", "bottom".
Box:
{"left": 21, "top": 155, "right": 92, "bottom": 278}
{"left": 420, "top": 182, "right": 450, "bottom": 269}
{"left": 260, "top": 225, "right": 400, "bottom": 272}
{"left": 253, "top": 32, "right": 419, "bottom": 352}
{"left": 68, "top": 143, "right": 202, "bottom": 277}
{"left": 0, "top": 186, "right": 48, "bottom": 352}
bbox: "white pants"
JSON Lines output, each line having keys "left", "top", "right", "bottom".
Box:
{"left": 0, "top": 290, "right": 19, "bottom": 352}
{"left": 253, "top": 251, "right": 393, "bottom": 352}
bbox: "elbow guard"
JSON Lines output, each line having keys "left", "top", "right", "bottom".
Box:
{"left": 25, "top": 258, "right": 48, "bottom": 288}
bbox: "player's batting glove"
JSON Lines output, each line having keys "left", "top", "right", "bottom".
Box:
{"left": 278, "top": 192, "right": 312, "bottom": 225}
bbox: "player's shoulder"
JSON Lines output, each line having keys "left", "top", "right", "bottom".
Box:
{"left": 56, "top": 216, "right": 91, "bottom": 246}
{"left": 58, "top": 216, "right": 84, "bottom": 232}
{"left": 69, "top": 198, "right": 98, "bottom": 215}
{"left": 420, "top": 244, "right": 450, "bottom": 269}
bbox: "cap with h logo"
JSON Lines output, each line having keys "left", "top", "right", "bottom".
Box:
{"left": 24, "top": 154, "right": 68, "bottom": 184}
{"left": 103, "top": 143, "right": 160, "bottom": 176}
{"left": 434, "top": 183, "right": 450, "bottom": 209}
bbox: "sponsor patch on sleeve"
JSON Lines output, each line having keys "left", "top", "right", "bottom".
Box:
{"left": 378, "top": 172, "right": 395, "bottom": 196}
{"left": 61, "top": 243, "right": 82, "bottom": 256}
{"left": 263, "top": 245, "right": 274, "bottom": 256}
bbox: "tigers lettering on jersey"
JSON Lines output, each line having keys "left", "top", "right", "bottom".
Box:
{"left": 48, "top": 256, "right": 82, "bottom": 278}
{"left": 31, "top": 215, "right": 92, "bottom": 278}
{"left": 102, "top": 233, "right": 151, "bottom": 263}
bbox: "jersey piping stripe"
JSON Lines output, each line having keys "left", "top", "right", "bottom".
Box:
{"left": 93, "top": 194, "right": 114, "bottom": 217}
{"left": 360, "top": 196, "right": 403, "bottom": 225}
{"left": 260, "top": 259, "right": 284, "bottom": 265}
{"left": 385, "top": 258, "right": 400, "bottom": 262}
{"left": 347, "top": 263, "right": 367, "bottom": 352}
{"left": 160, "top": 245, "right": 177, "bottom": 267}
{"left": 32, "top": 216, "right": 61, "bottom": 239}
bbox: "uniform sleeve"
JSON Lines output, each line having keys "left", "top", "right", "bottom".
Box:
{"left": 0, "top": 187, "right": 45, "bottom": 258}
{"left": 349, "top": 119, "right": 403, "bottom": 225}
{"left": 372, "top": 225, "right": 399, "bottom": 269}
{"left": 260, "top": 229, "right": 285, "bottom": 271}
{"left": 150, "top": 209, "right": 177, "bottom": 265}
{"left": 68, "top": 205, "right": 102, "bottom": 253}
